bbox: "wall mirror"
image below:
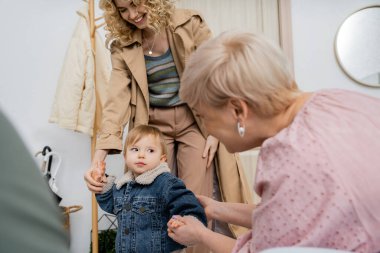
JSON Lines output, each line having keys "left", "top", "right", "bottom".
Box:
{"left": 335, "top": 6, "right": 380, "bottom": 87}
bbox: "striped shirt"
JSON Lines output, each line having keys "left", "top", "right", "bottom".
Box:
{"left": 144, "top": 48, "right": 183, "bottom": 107}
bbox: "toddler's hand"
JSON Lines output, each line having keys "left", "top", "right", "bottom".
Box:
{"left": 169, "top": 217, "right": 185, "bottom": 228}
{"left": 167, "top": 215, "right": 185, "bottom": 233}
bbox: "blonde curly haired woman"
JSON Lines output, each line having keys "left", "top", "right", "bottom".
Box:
{"left": 84, "top": 1, "right": 253, "bottom": 252}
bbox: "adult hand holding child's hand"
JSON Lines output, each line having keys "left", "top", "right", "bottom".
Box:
{"left": 84, "top": 160, "right": 107, "bottom": 193}
{"left": 167, "top": 215, "right": 207, "bottom": 246}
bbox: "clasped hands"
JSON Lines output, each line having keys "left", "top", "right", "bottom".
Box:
{"left": 167, "top": 195, "right": 217, "bottom": 246}
{"left": 84, "top": 160, "right": 107, "bottom": 193}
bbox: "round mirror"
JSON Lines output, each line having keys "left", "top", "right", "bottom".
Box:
{"left": 335, "top": 6, "right": 380, "bottom": 87}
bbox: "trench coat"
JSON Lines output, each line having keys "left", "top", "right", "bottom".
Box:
{"left": 95, "top": 9, "right": 253, "bottom": 237}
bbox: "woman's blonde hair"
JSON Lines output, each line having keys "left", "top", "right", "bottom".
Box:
{"left": 99, "top": 0, "right": 175, "bottom": 46}
{"left": 180, "top": 31, "right": 300, "bottom": 117}
{"left": 125, "top": 125, "right": 167, "bottom": 156}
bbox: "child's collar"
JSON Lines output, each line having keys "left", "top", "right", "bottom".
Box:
{"left": 115, "top": 162, "right": 170, "bottom": 189}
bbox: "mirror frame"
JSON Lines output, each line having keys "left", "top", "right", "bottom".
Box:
{"left": 334, "top": 5, "right": 380, "bottom": 88}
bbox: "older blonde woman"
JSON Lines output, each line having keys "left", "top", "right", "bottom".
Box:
{"left": 84, "top": 1, "right": 253, "bottom": 252}
{"left": 167, "top": 31, "right": 380, "bottom": 253}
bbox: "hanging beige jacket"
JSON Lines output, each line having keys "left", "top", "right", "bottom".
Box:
{"left": 95, "top": 9, "right": 253, "bottom": 237}
{"left": 49, "top": 2, "right": 111, "bottom": 136}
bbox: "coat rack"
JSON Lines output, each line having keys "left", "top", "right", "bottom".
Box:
{"left": 88, "top": 0, "right": 104, "bottom": 252}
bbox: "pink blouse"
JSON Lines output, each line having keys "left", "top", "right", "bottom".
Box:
{"left": 233, "top": 90, "right": 380, "bottom": 253}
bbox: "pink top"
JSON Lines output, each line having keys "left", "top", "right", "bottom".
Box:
{"left": 233, "top": 90, "right": 380, "bottom": 253}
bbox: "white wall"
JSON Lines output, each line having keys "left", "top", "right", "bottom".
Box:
{"left": 176, "top": 0, "right": 280, "bottom": 43}
{"left": 291, "top": 0, "right": 380, "bottom": 97}
{"left": 1, "top": 1, "right": 380, "bottom": 253}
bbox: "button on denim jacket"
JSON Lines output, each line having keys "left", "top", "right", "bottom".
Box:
{"left": 96, "top": 163, "right": 207, "bottom": 253}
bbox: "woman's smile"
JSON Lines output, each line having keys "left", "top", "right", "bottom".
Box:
{"left": 131, "top": 13, "right": 146, "bottom": 25}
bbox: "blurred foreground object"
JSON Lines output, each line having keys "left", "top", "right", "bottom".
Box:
{"left": 0, "top": 110, "right": 70, "bottom": 253}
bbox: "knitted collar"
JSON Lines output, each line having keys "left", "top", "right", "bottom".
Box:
{"left": 115, "top": 163, "right": 170, "bottom": 190}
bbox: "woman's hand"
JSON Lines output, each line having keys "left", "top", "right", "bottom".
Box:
{"left": 203, "top": 135, "right": 219, "bottom": 168}
{"left": 197, "top": 195, "right": 220, "bottom": 220}
{"left": 84, "top": 167, "right": 106, "bottom": 193}
{"left": 168, "top": 215, "right": 237, "bottom": 253}
{"left": 84, "top": 150, "right": 109, "bottom": 193}
{"left": 167, "top": 215, "right": 207, "bottom": 246}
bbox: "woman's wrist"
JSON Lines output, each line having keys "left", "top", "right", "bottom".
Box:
{"left": 210, "top": 200, "right": 223, "bottom": 221}
{"left": 91, "top": 149, "right": 108, "bottom": 167}
{"left": 197, "top": 224, "right": 211, "bottom": 245}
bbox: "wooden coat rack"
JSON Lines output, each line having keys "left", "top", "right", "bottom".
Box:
{"left": 88, "top": 0, "right": 106, "bottom": 252}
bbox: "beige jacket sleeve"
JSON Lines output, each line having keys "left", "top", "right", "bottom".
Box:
{"left": 95, "top": 45, "right": 131, "bottom": 153}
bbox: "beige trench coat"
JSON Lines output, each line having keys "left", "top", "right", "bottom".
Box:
{"left": 95, "top": 9, "right": 253, "bottom": 238}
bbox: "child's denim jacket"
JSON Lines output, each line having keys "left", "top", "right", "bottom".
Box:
{"left": 96, "top": 163, "right": 207, "bottom": 253}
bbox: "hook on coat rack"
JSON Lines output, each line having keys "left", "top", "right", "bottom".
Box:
{"left": 35, "top": 145, "right": 63, "bottom": 204}
{"left": 35, "top": 145, "right": 54, "bottom": 176}
{"left": 43, "top": 151, "right": 62, "bottom": 194}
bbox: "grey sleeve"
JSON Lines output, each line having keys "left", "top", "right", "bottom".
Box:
{"left": 0, "top": 110, "right": 70, "bottom": 253}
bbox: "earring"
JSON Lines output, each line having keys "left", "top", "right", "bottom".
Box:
{"left": 237, "top": 122, "right": 245, "bottom": 137}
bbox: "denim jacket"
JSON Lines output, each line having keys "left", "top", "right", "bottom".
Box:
{"left": 96, "top": 163, "right": 207, "bottom": 253}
